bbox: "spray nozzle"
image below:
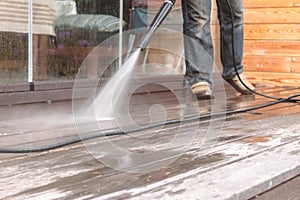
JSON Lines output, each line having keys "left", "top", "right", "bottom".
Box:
{"left": 137, "top": 0, "right": 176, "bottom": 50}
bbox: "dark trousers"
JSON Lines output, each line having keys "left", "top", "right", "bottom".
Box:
{"left": 182, "top": 0, "right": 244, "bottom": 87}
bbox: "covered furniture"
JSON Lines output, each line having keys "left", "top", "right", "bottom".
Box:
{"left": 54, "top": 0, "right": 126, "bottom": 41}
{"left": 50, "top": 0, "right": 127, "bottom": 79}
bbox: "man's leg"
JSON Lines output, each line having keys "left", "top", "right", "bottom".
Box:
{"left": 216, "top": 0, "right": 255, "bottom": 94}
{"left": 181, "top": 0, "right": 214, "bottom": 88}
{"left": 216, "top": 0, "right": 244, "bottom": 80}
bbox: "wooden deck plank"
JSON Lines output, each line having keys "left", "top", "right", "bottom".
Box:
{"left": 0, "top": 82, "right": 299, "bottom": 199}
{"left": 1, "top": 112, "right": 299, "bottom": 199}
{"left": 0, "top": 85, "right": 298, "bottom": 149}
{"left": 102, "top": 139, "right": 300, "bottom": 200}
{"left": 1, "top": 85, "right": 297, "bottom": 148}
{"left": 252, "top": 175, "right": 300, "bottom": 200}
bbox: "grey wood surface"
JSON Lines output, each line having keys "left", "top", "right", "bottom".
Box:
{"left": 0, "top": 80, "right": 299, "bottom": 200}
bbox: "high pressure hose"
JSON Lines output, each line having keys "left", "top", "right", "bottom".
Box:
{"left": 225, "top": 0, "right": 300, "bottom": 103}
{"left": 1, "top": 0, "right": 299, "bottom": 154}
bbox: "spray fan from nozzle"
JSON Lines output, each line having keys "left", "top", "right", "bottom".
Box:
{"left": 137, "top": 0, "right": 177, "bottom": 50}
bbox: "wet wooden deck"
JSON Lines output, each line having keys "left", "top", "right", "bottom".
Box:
{"left": 0, "top": 76, "right": 300, "bottom": 200}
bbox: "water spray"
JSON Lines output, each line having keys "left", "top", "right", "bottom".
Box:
{"left": 137, "top": 0, "right": 177, "bottom": 50}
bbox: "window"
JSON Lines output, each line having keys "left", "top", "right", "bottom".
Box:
{"left": 0, "top": 0, "right": 128, "bottom": 82}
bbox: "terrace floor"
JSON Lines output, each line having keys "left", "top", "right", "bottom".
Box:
{"left": 0, "top": 76, "right": 300, "bottom": 200}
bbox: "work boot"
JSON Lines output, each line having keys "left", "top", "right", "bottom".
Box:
{"left": 225, "top": 73, "right": 255, "bottom": 95}
{"left": 191, "top": 81, "right": 213, "bottom": 99}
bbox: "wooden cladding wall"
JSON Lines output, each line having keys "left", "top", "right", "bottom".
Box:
{"left": 211, "top": 0, "right": 300, "bottom": 87}
{"left": 243, "top": 0, "right": 300, "bottom": 87}
{"left": 148, "top": 0, "right": 300, "bottom": 87}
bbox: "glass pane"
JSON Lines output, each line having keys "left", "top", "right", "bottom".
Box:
{"left": 0, "top": 0, "right": 130, "bottom": 81}
{"left": 0, "top": 32, "right": 28, "bottom": 82}
{"left": 0, "top": 0, "right": 56, "bottom": 82}
{"left": 0, "top": 0, "right": 185, "bottom": 82}
{"left": 0, "top": 0, "right": 30, "bottom": 83}
{"left": 46, "top": 0, "right": 128, "bottom": 80}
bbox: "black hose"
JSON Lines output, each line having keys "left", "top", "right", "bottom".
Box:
{"left": 1, "top": 0, "right": 300, "bottom": 154}
{"left": 225, "top": 0, "right": 300, "bottom": 103}
{"left": 1, "top": 92, "right": 299, "bottom": 154}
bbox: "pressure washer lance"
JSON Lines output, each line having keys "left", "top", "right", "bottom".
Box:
{"left": 137, "top": 0, "right": 176, "bottom": 50}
